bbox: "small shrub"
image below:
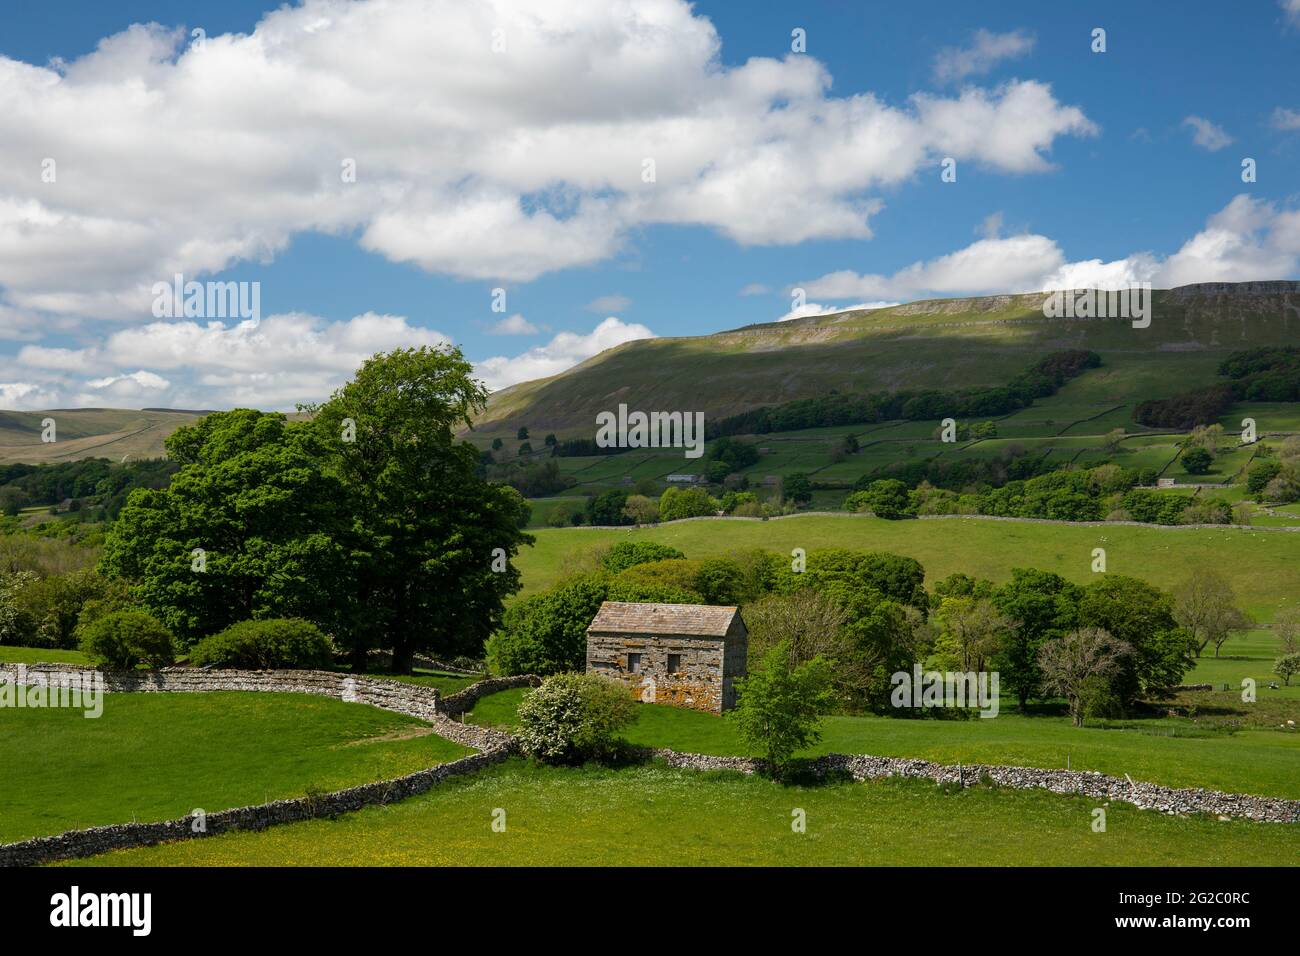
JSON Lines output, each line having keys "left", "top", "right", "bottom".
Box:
{"left": 188, "top": 618, "right": 333, "bottom": 670}
{"left": 78, "top": 610, "right": 175, "bottom": 670}
{"left": 516, "top": 672, "right": 639, "bottom": 763}
{"left": 601, "top": 541, "right": 687, "bottom": 574}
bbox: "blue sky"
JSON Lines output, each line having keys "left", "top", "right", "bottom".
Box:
{"left": 0, "top": 0, "right": 1298, "bottom": 410}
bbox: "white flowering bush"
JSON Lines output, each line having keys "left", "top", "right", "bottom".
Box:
{"left": 516, "top": 672, "right": 638, "bottom": 764}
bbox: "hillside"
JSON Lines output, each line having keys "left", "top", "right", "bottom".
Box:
{"left": 473, "top": 282, "right": 1300, "bottom": 440}
{"left": 0, "top": 408, "right": 206, "bottom": 465}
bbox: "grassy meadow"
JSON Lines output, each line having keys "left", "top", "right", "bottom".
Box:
{"left": 69, "top": 760, "right": 1300, "bottom": 867}
{"left": 0, "top": 692, "right": 471, "bottom": 843}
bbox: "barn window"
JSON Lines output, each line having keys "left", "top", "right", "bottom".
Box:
{"left": 627, "top": 652, "right": 641, "bottom": 673}
{"left": 667, "top": 654, "right": 681, "bottom": 673}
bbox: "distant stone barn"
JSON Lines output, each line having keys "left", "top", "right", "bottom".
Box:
{"left": 585, "top": 602, "right": 747, "bottom": 714}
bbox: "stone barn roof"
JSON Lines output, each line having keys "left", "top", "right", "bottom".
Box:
{"left": 587, "top": 601, "right": 742, "bottom": 638}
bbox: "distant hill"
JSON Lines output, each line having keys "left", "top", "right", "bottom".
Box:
{"left": 0, "top": 409, "right": 206, "bottom": 465}
{"left": 472, "top": 282, "right": 1300, "bottom": 441}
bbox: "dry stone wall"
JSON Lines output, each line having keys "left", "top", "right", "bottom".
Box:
{"left": 0, "top": 664, "right": 539, "bottom": 865}
{"left": 650, "top": 749, "right": 1300, "bottom": 824}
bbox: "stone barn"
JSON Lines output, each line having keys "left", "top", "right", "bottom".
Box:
{"left": 585, "top": 602, "right": 747, "bottom": 714}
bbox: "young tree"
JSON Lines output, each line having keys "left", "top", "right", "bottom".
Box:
{"left": 729, "top": 641, "right": 836, "bottom": 776}
{"left": 1181, "top": 447, "right": 1213, "bottom": 475}
{"left": 307, "top": 346, "right": 533, "bottom": 672}
{"left": 516, "top": 426, "right": 529, "bottom": 441}
{"left": 1173, "top": 570, "right": 1254, "bottom": 658}
{"left": 1037, "top": 627, "right": 1134, "bottom": 727}
{"left": 1102, "top": 428, "right": 1126, "bottom": 454}
{"left": 1275, "top": 654, "right": 1300, "bottom": 686}
{"left": 932, "top": 596, "right": 1010, "bottom": 673}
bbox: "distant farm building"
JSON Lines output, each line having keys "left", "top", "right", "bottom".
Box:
{"left": 665, "top": 473, "right": 703, "bottom": 484}
{"left": 586, "top": 602, "right": 748, "bottom": 714}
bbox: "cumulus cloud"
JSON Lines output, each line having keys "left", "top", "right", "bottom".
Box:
{"left": 1272, "top": 107, "right": 1300, "bottom": 130}
{"left": 474, "top": 317, "right": 655, "bottom": 390}
{"left": 933, "top": 29, "right": 1035, "bottom": 84}
{"left": 489, "top": 313, "right": 540, "bottom": 335}
{"left": 799, "top": 195, "right": 1300, "bottom": 301}
{"left": 0, "top": 0, "right": 1096, "bottom": 326}
{"left": 1183, "top": 115, "right": 1233, "bottom": 151}
{"left": 6, "top": 312, "right": 451, "bottom": 410}
{"left": 803, "top": 234, "right": 1069, "bottom": 300}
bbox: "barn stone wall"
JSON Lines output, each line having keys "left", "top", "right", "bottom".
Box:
{"left": 587, "top": 632, "right": 729, "bottom": 713}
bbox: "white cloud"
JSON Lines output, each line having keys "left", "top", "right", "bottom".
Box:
{"left": 583, "top": 294, "right": 631, "bottom": 313}
{"left": 803, "top": 234, "right": 1069, "bottom": 300}
{"left": 1272, "top": 107, "right": 1300, "bottom": 130}
{"left": 0, "top": 0, "right": 1096, "bottom": 326}
{"left": 0, "top": 382, "right": 60, "bottom": 409}
{"left": 799, "top": 195, "right": 1300, "bottom": 302}
{"left": 1183, "top": 115, "right": 1233, "bottom": 151}
{"left": 7, "top": 311, "right": 452, "bottom": 410}
{"left": 489, "top": 313, "right": 540, "bottom": 335}
{"left": 1284, "top": 0, "right": 1300, "bottom": 25}
{"left": 739, "top": 283, "right": 771, "bottom": 296}
{"left": 474, "top": 317, "right": 655, "bottom": 390}
{"left": 934, "top": 29, "right": 1035, "bottom": 84}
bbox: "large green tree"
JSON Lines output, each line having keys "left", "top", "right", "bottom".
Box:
{"left": 992, "top": 568, "right": 1083, "bottom": 709}
{"left": 1077, "top": 575, "right": 1193, "bottom": 702}
{"left": 307, "top": 346, "right": 532, "bottom": 672}
{"left": 101, "top": 409, "right": 351, "bottom": 643}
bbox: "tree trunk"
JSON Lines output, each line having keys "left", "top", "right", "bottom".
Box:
{"left": 391, "top": 640, "right": 415, "bottom": 675}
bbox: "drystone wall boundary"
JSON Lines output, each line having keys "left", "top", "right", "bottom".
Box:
{"left": 651, "top": 750, "right": 1300, "bottom": 823}
{"left": 0, "top": 665, "right": 538, "bottom": 865}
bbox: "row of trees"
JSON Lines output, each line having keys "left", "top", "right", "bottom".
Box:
{"left": 487, "top": 540, "right": 1219, "bottom": 721}
{"left": 847, "top": 464, "right": 1243, "bottom": 526}
{"left": 708, "top": 350, "right": 1101, "bottom": 437}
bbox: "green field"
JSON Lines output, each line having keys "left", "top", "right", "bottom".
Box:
{"left": 466, "top": 686, "right": 1300, "bottom": 799}
{"left": 68, "top": 759, "right": 1300, "bottom": 866}
{"left": 512, "top": 515, "right": 1300, "bottom": 620}
{"left": 0, "top": 692, "right": 471, "bottom": 842}
{"left": 0, "top": 644, "right": 91, "bottom": 665}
